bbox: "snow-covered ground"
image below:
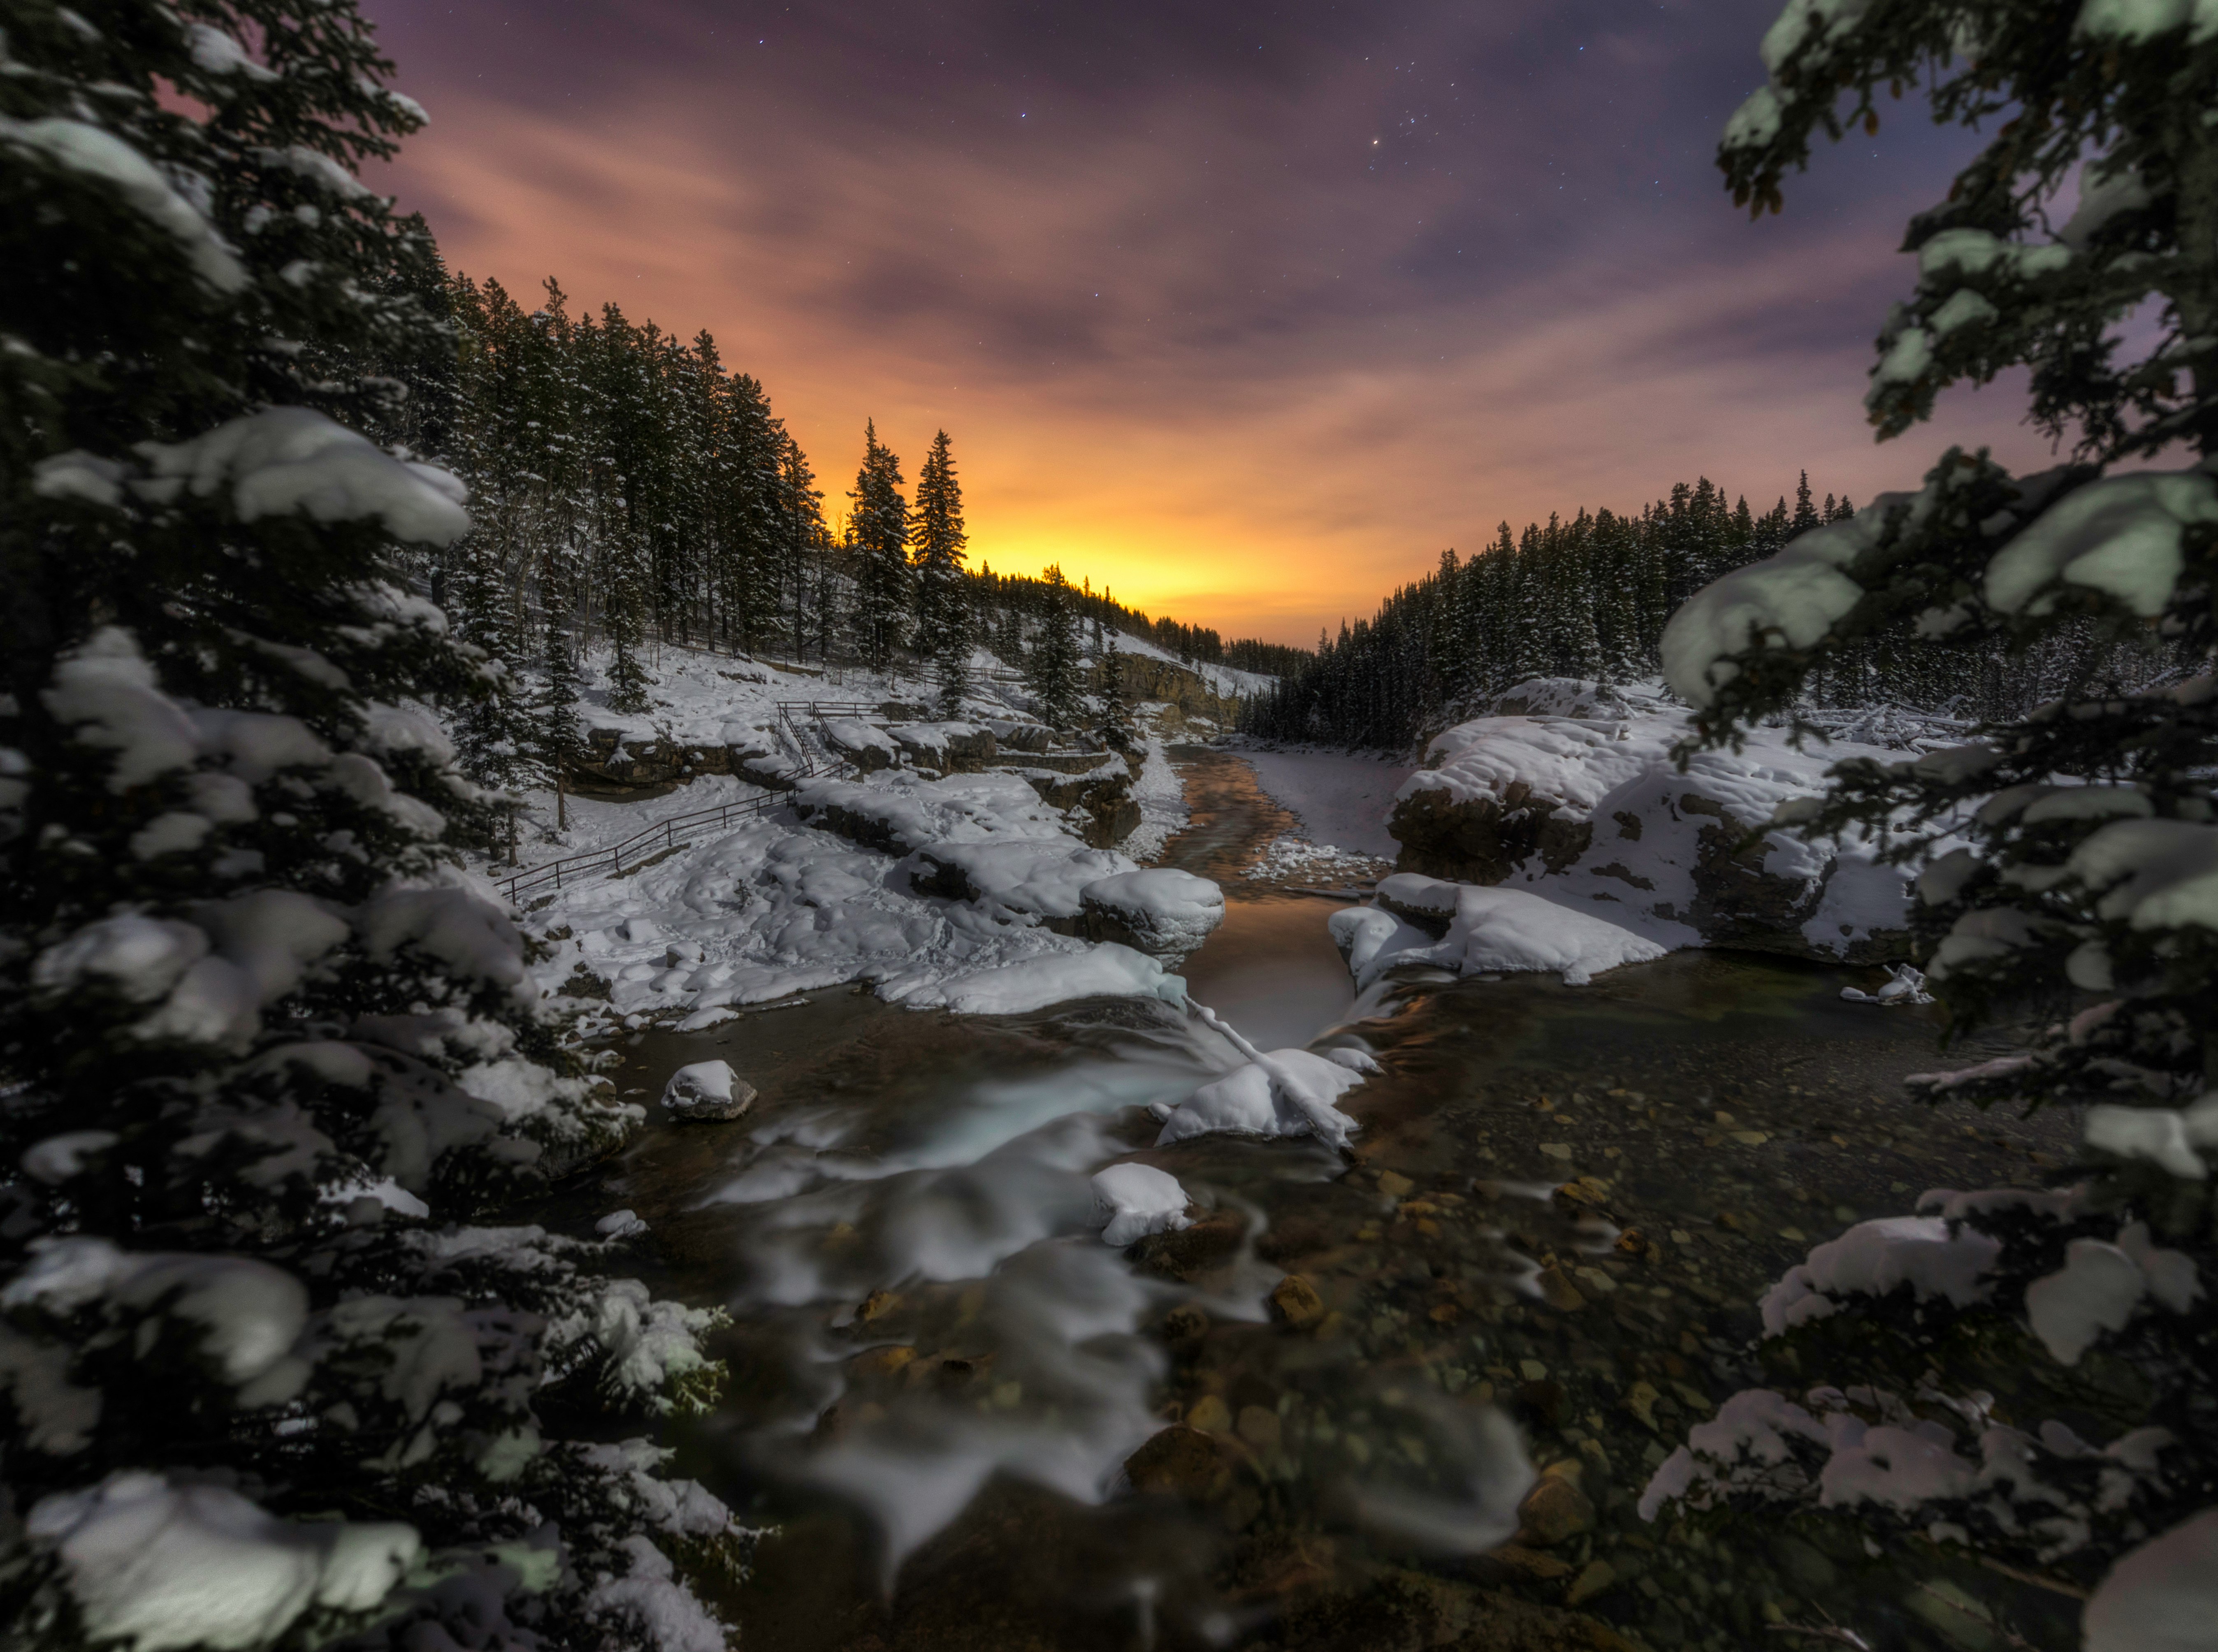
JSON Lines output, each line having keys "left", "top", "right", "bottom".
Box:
{"left": 1231, "top": 745, "right": 1414, "bottom": 859}
{"left": 1121, "top": 731, "right": 1191, "bottom": 861}
{"left": 483, "top": 645, "right": 1236, "bottom": 1027}
{"left": 1110, "top": 631, "right": 1276, "bottom": 700}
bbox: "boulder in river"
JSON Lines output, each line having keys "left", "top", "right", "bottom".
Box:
{"left": 660, "top": 1059, "right": 755, "bottom": 1122}
{"left": 1386, "top": 678, "right": 1914, "bottom": 963}
{"left": 1079, "top": 868, "right": 1225, "bottom": 955}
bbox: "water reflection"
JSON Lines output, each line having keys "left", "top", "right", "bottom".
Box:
{"left": 559, "top": 749, "right": 2077, "bottom": 1650}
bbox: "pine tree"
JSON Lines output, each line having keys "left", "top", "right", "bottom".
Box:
{"left": 1095, "top": 634, "right": 1139, "bottom": 752}
{"left": 1025, "top": 565, "right": 1085, "bottom": 729}
{"left": 538, "top": 610, "right": 584, "bottom": 820}
{"left": 1650, "top": 2, "right": 2218, "bottom": 1631}
{"left": 1, "top": 7, "right": 745, "bottom": 1647}
{"left": 1788, "top": 467, "right": 1820, "bottom": 538}
{"left": 910, "top": 429, "right": 971, "bottom": 715}
{"left": 847, "top": 420, "right": 909, "bottom": 670}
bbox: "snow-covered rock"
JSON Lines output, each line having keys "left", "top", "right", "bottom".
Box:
{"left": 1154, "top": 1047, "right": 1367, "bottom": 1150}
{"left": 795, "top": 770, "right": 1070, "bottom": 856}
{"left": 886, "top": 721, "right": 997, "bottom": 772}
{"left": 1350, "top": 876, "right": 1666, "bottom": 987}
{"left": 905, "top": 942, "right": 1188, "bottom": 1016}
{"left": 1078, "top": 868, "right": 1225, "bottom": 957}
{"left": 1089, "top": 1163, "right": 1193, "bottom": 1247}
{"left": 1386, "top": 679, "right": 1913, "bottom": 963}
{"left": 659, "top": 1060, "right": 755, "bottom": 1123}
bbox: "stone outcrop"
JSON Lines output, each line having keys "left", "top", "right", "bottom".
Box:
{"left": 573, "top": 727, "right": 789, "bottom": 797}
{"left": 886, "top": 721, "right": 998, "bottom": 773}
{"left": 1386, "top": 679, "right": 1913, "bottom": 964}
{"left": 1386, "top": 783, "right": 1594, "bottom": 885}
{"left": 995, "top": 754, "right": 1140, "bottom": 847}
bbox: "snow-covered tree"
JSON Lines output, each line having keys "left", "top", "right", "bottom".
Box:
{"left": 910, "top": 428, "right": 971, "bottom": 715}
{"left": 2, "top": 5, "right": 749, "bottom": 1648}
{"left": 1647, "top": 0, "right": 2217, "bottom": 1638}
{"left": 1025, "top": 564, "right": 1086, "bottom": 729}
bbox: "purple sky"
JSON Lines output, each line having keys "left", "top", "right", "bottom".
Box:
{"left": 362, "top": 0, "right": 2049, "bottom": 643}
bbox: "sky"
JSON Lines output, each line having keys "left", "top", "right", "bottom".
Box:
{"left": 360, "top": 0, "right": 2053, "bottom": 647}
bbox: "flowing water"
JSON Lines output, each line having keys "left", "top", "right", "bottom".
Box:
{"left": 562, "top": 747, "right": 2080, "bottom": 1652}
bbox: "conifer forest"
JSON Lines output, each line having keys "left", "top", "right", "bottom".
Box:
{"left": 4, "top": 4, "right": 2215, "bottom": 1652}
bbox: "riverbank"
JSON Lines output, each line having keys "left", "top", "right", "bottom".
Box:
{"left": 529, "top": 742, "right": 2074, "bottom": 1652}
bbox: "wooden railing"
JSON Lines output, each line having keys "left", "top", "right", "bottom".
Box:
{"left": 496, "top": 698, "right": 1070, "bottom": 905}
{"left": 496, "top": 792, "right": 787, "bottom": 903}
{"left": 495, "top": 701, "right": 888, "bottom": 904}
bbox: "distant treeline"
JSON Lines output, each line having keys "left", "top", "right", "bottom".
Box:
{"left": 1241, "top": 471, "right": 2172, "bottom": 752}
{"left": 968, "top": 566, "right": 1309, "bottom": 679}
{"left": 368, "top": 268, "right": 1295, "bottom": 776}
{"left": 1243, "top": 477, "right": 1857, "bottom": 748}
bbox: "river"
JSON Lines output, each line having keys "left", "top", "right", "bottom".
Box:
{"left": 554, "top": 746, "right": 2079, "bottom": 1652}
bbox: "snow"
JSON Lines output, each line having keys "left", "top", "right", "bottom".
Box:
{"left": 1080, "top": 868, "right": 1224, "bottom": 954}
{"left": 1154, "top": 1046, "right": 1366, "bottom": 1150}
{"left": 1840, "top": 963, "right": 1932, "bottom": 1005}
{"left": 1090, "top": 1163, "right": 1193, "bottom": 1246}
{"left": 1984, "top": 471, "right": 2218, "bottom": 618}
{"left": 586, "top": 1536, "right": 732, "bottom": 1652}
{"left": 1638, "top": 1388, "right": 1830, "bottom": 1520}
{"left": 1661, "top": 503, "right": 1902, "bottom": 707}
{"left": 2083, "top": 1509, "right": 2218, "bottom": 1652}
{"left": 2061, "top": 160, "right": 2154, "bottom": 248}
{"left": 1368, "top": 878, "right": 1666, "bottom": 987}
{"left": 660, "top": 1060, "right": 753, "bottom": 1121}
{"left": 0, "top": 116, "right": 247, "bottom": 293}
{"left": 2066, "top": 818, "right": 2218, "bottom": 933}
{"left": 140, "top": 408, "right": 471, "bottom": 546}
{"left": 26, "top": 1473, "right": 418, "bottom": 1651}
{"left": 1722, "top": 84, "right": 1782, "bottom": 151}
{"left": 1120, "top": 733, "right": 1190, "bottom": 861}
{"left": 41, "top": 627, "right": 203, "bottom": 791}
{"left": 31, "top": 913, "right": 210, "bottom": 1003}
{"left": 1393, "top": 681, "right": 1915, "bottom": 960}
{"left": 919, "top": 839, "right": 1133, "bottom": 921}
{"left": 2, "top": 1240, "right": 306, "bottom": 1387}
{"left": 1328, "top": 905, "right": 1441, "bottom": 989}
{"left": 2024, "top": 1223, "right": 2203, "bottom": 1364}
{"left": 795, "top": 770, "right": 1072, "bottom": 853}
{"left": 184, "top": 22, "right": 275, "bottom": 80}
{"left": 2075, "top": 0, "right": 2218, "bottom": 44}
{"left": 19, "top": 1131, "right": 118, "bottom": 1185}
{"left": 1234, "top": 745, "right": 1413, "bottom": 858}
{"left": 1759, "top": 1216, "right": 2002, "bottom": 1335}
{"left": 523, "top": 681, "right": 1219, "bottom": 1020}
{"left": 1758, "top": 0, "right": 1874, "bottom": 74}
{"left": 1104, "top": 629, "right": 1275, "bottom": 699}
{"left": 914, "top": 942, "right": 1186, "bottom": 1016}
{"left": 2084, "top": 1097, "right": 2218, "bottom": 1179}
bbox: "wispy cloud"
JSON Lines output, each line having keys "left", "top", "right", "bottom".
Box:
{"left": 366, "top": 0, "right": 2048, "bottom": 640}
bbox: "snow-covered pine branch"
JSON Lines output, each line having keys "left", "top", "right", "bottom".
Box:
{"left": 3, "top": 7, "right": 754, "bottom": 1649}
{"left": 1643, "top": 1, "right": 2218, "bottom": 1646}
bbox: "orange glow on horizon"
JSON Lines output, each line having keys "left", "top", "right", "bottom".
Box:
{"left": 372, "top": 77, "right": 2053, "bottom": 649}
